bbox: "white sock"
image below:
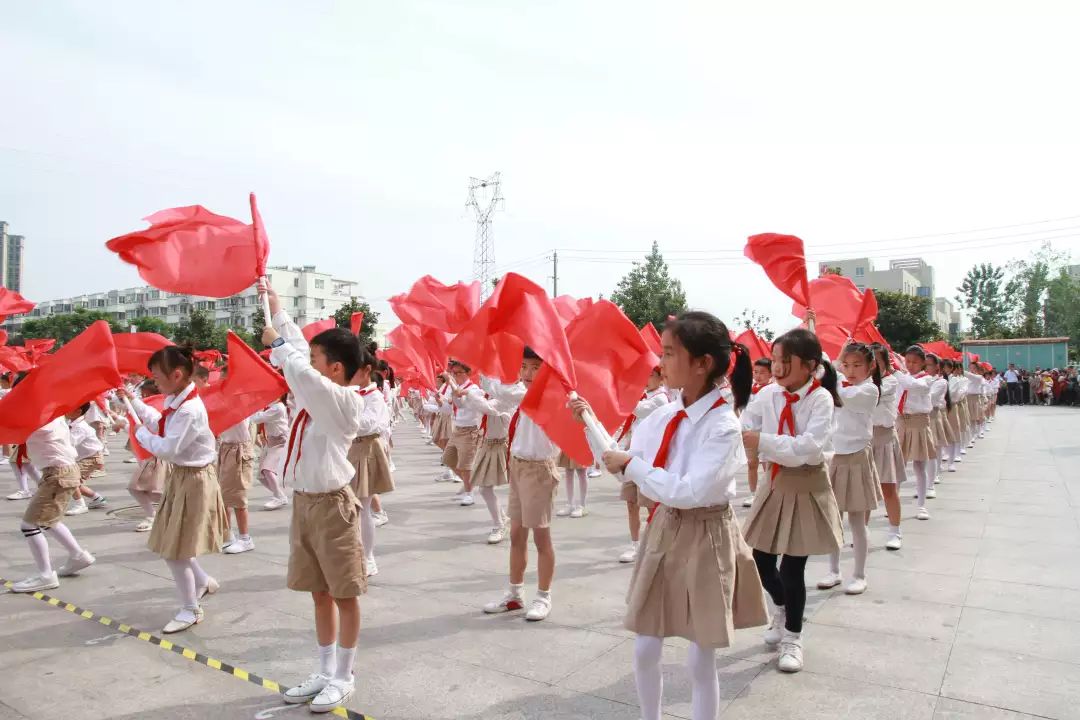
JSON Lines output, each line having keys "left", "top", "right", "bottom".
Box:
{"left": 828, "top": 549, "right": 841, "bottom": 575}
{"left": 334, "top": 645, "right": 357, "bottom": 683}
{"left": 46, "top": 522, "right": 83, "bottom": 556}
{"left": 564, "top": 470, "right": 575, "bottom": 506}
{"left": 318, "top": 642, "right": 337, "bottom": 676}
{"left": 850, "top": 512, "right": 868, "bottom": 579}
{"left": 189, "top": 558, "right": 210, "bottom": 588}
{"left": 259, "top": 469, "right": 283, "bottom": 499}
{"left": 889, "top": 524, "right": 901, "bottom": 537}
{"left": 507, "top": 582, "right": 524, "bottom": 598}
{"left": 130, "top": 489, "right": 158, "bottom": 518}
{"left": 11, "top": 462, "right": 29, "bottom": 493}
{"left": 633, "top": 635, "right": 664, "bottom": 720}
{"left": 358, "top": 496, "right": 376, "bottom": 561}
{"left": 165, "top": 558, "right": 198, "bottom": 610}
{"left": 928, "top": 458, "right": 939, "bottom": 485}
{"left": 913, "top": 461, "right": 928, "bottom": 506}
{"left": 686, "top": 642, "right": 720, "bottom": 720}
{"left": 239, "top": 534, "right": 251, "bottom": 542}
{"left": 575, "top": 470, "right": 588, "bottom": 508}
{"left": 479, "top": 486, "right": 501, "bottom": 526}
{"left": 22, "top": 524, "right": 52, "bottom": 575}
{"left": 536, "top": 588, "right": 551, "bottom": 600}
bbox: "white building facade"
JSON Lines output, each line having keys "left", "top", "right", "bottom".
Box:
{"left": 3, "top": 265, "right": 359, "bottom": 332}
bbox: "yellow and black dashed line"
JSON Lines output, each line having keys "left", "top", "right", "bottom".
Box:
{"left": 1, "top": 579, "right": 369, "bottom": 720}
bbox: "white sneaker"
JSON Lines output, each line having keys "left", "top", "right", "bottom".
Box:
{"left": 978, "top": 433, "right": 985, "bottom": 439}
{"left": 224, "top": 537, "right": 255, "bottom": 554}
{"left": 451, "top": 474, "right": 463, "bottom": 484}
{"left": 763, "top": 607, "right": 786, "bottom": 646}
{"left": 310, "top": 677, "right": 355, "bottom": 714}
{"left": 283, "top": 673, "right": 330, "bottom": 704}
{"left": 960, "top": 449, "right": 967, "bottom": 456}
{"left": 373, "top": 510, "right": 389, "bottom": 527}
{"left": 968, "top": 442, "right": 975, "bottom": 448}
{"left": 525, "top": 595, "right": 552, "bottom": 621}
{"left": 947, "top": 465, "right": 957, "bottom": 473}
{"left": 926, "top": 488, "right": 937, "bottom": 499}
{"left": 134, "top": 517, "right": 154, "bottom": 533}
{"left": 742, "top": 496, "right": 754, "bottom": 508}
{"left": 123, "top": 457, "right": 138, "bottom": 464}
{"left": 57, "top": 550, "right": 96, "bottom": 577}
{"left": 162, "top": 607, "right": 204, "bottom": 634}
{"left": 365, "top": 557, "right": 378, "bottom": 577}
{"left": 955, "top": 455, "right": 964, "bottom": 462}
{"left": 844, "top": 577, "right": 868, "bottom": 595}
{"left": 486, "top": 525, "right": 506, "bottom": 544}
{"left": 460, "top": 494, "right": 475, "bottom": 507}
{"left": 917, "top": 507, "right": 930, "bottom": 521}
{"left": 619, "top": 543, "right": 638, "bottom": 564}
{"left": 885, "top": 533, "right": 902, "bottom": 551}
{"left": 65, "top": 499, "right": 89, "bottom": 516}
{"left": 555, "top": 505, "right": 573, "bottom": 517}
{"left": 87, "top": 495, "right": 108, "bottom": 509}
{"left": 816, "top": 572, "right": 843, "bottom": 590}
{"left": 11, "top": 572, "right": 59, "bottom": 593}
{"left": 483, "top": 589, "right": 526, "bottom": 614}
{"left": 264, "top": 496, "right": 290, "bottom": 511}
{"left": 6, "top": 489, "right": 32, "bottom": 500}
{"left": 451, "top": 492, "right": 467, "bottom": 503}
{"left": 587, "top": 468, "right": 602, "bottom": 478}
{"left": 777, "top": 632, "right": 804, "bottom": 673}
{"left": 388, "top": 460, "right": 397, "bottom": 472}
{"left": 569, "top": 506, "right": 588, "bottom": 518}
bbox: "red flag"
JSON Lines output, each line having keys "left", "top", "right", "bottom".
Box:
{"left": 350, "top": 312, "right": 364, "bottom": 336}
{"left": 249, "top": 192, "right": 270, "bottom": 278}
{"left": 23, "top": 338, "right": 56, "bottom": 365}
{"left": 745, "top": 233, "right": 810, "bottom": 306}
{"left": 854, "top": 322, "right": 891, "bottom": 352}
{"left": 553, "top": 295, "right": 594, "bottom": 327}
{"left": 128, "top": 394, "right": 166, "bottom": 462}
{"left": 0, "top": 346, "right": 32, "bottom": 374}
{"left": 966, "top": 352, "right": 980, "bottom": 364}
{"left": 446, "top": 273, "right": 576, "bottom": 389}
{"left": 386, "top": 325, "right": 440, "bottom": 390}
{"left": 640, "top": 322, "right": 663, "bottom": 356}
{"left": 854, "top": 288, "right": 879, "bottom": 333}
{"left": 389, "top": 276, "right": 481, "bottom": 333}
{"left": 0, "top": 329, "right": 6, "bottom": 346}
{"left": 0, "top": 321, "right": 122, "bottom": 444}
{"left": 520, "top": 301, "right": 658, "bottom": 466}
{"left": 105, "top": 196, "right": 270, "bottom": 298}
{"left": 919, "top": 341, "right": 961, "bottom": 361}
{"left": 735, "top": 328, "right": 772, "bottom": 363}
{"left": 301, "top": 318, "right": 336, "bottom": 342}
{"left": 193, "top": 349, "right": 223, "bottom": 368}
{"left": 113, "top": 332, "right": 174, "bottom": 375}
{"left": 0, "top": 287, "right": 36, "bottom": 321}
{"left": 201, "top": 332, "right": 289, "bottom": 436}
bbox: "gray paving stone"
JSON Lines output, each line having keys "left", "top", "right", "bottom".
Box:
{"left": 942, "top": 643, "right": 1080, "bottom": 719}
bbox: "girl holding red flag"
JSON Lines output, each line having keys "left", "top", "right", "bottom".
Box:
{"left": 463, "top": 380, "right": 515, "bottom": 544}
{"left": 869, "top": 344, "right": 906, "bottom": 550}
{"left": 443, "top": 360, "right": 485, "bottom": 507}
{"left": 250, "top": 395, "right": 291, "bottom": 510}
{"left": 126, "top": 346, "right": 228, "bottom": 634}
{"left": 741, "top": 328, "right": 844, "bottom": 675}
{"left": 127, "top": 380, "right": 168, "bottom": 532}
{"left": 742, "top": 358, "right": 774, "bottom": 508}
{"left": 895, "top": 346, "right": 937, "bottom": 521}
{"left": 574, "top": 311, "right": 766, "bottom": 720}
{"left": 925, "top": 354, "right": 953, "bottom": 494}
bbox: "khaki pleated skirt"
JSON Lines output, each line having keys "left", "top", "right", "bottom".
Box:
{"left": 829, "top": 446, "right": 883, "bottom": 513}
{"left": 936, "top": 407, "right": 957, "bottom": 446}
{"left": 431, "top": 413, "right": 452, "bottom": 444}
{"left": 929, "top": 408, "right": 948, "bottom": 452}
{"left": 743, "top": 464, "right": 843, "bottom": 557}
{"left": 956, "top": 395, "right": 971, "bottom": 431}
{"left": 347, "top": 435, "right": 395, "bottom": 498}
{"left": 625, "top": 504, "right": 768, "bottom": 648}
{"left": 471, "top": 438, "right": 509, "bottom": 487}
{"left": 620, "top": 481, "right": 656, "bottom": 505}
{"left": 556, "top": 450, "right": 586, "bottom": 470}
{"left": 148, "top": 464, "right": 228, "bottom": 561}
{"left": 967, "top": 395, "right": 984, "bottom": 424}
{"left": 897, "top": 413, "right": 935, "bottom": 462}
{"left": 871, "top": 425, "right": 906, "bottom": 485}
{"left": 128, "top": 457, "right": 168, "bottom": 494}
{"left": 946, "top": 404, "right": 962, "bottom": 442}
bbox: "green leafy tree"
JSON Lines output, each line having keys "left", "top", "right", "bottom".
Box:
{"left": 875, "top": 291, "right": 941, "bottom": 349}
{"left": 956, "top": 263, "right": 1010, "bottom": 338}
{"left": 732, "top": 308, "right": 775, "bottom": 341}
{"left": 333, "top": 297, "right": 380, "bottom": 347}
{"left": 1003, "top": 243, "right": 1067, "bottom": 338}
{"left": 20, "top": 309, "right": 124, "bottom": 345}
{"left": 609, "top": 241, "right": 688, "bottom": 328}
{"left": 131, "top": 316, "right": 172, "bottom": 336}
{"left": 251, "top": 306, "right": 265, "bottom": 331}
{"left": 1045, "top": 269, "right": 1080, "bottom": 341}
{"left": 171, "top": 309, "right": 217, "bottom": 349}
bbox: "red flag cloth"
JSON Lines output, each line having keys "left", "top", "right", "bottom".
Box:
{"left": 0, "top": 346, "right": 32, "bottom": 374}
{"left": 259, "top": 348, "right": 273, "bottom": 360}
{"left": 854, "top": 288, "right": 879, "bottom": 333}
{"left": 0, "top": 321, "right": 122, "bottom": 444}
{"left": 23, "top": 338, "right": 57, "bottom": 366}
{"left": 640, "top": 323, "right": 663, "bottom": 356}
{"left": 745, "top": 233, "right": 810, "bottom": 306}
{"left": 113, "top": 332, "right": 175, "bottom": 375}
{"left": 249, "top": 192, "right": 270, "bottom": 278}
{"left": 793, "top": 274, "right": 862, "bottom": 327}
{"left": 446, "top": 273, "right": 576, "bottom": 389}
{"left": 350, "top": 312, "right": 364, "bottom": 336}
{"left": 853, "top": 322, "right": 891, "bottom": 352}
{"left": 735, "top": 328, "right": 772, "bottom": 363}
{"left": 105, "top": 197, "right": 269, "bottom": 298}
{"left": 919, "top": 341, "right": 961, "bottom": 360}
{"left": 127, "top": 394, "right": 166, "bottom": 462}
{"left": 301, "top": 318, "right": 336, "bottom": 342}
{"left": 0, "top": 287, "right": 36, "bottom": 321}
{"left": 389, "top": 276, "right": 481, "bottom": 333}
{"left": 519, "top": 300, "right": 659, "bottom": 466}
{"left": 201, "top": 332, "right": 289, "bottom": 436}
{"left": 0, "top": 329, "right": 6, "bottom": 346}
{"left": 386, "top": 325, "right": 440, "bottom": 390}
{"left": 553, "top": 295, "right": 594, "bottom": 328}
{"left": 193, "top": 349, "right": 222, "bottom": 366}
{"left": 966, "top": 352, "right": 980, "bottom": 364}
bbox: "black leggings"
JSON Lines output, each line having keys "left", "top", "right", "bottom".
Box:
{"left": 752, "top": 550, "right": 808, "bottom": 633}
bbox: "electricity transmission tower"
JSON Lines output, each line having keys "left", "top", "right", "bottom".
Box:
{"left": 466, "top": 173, "right": 504, "bottom": 300}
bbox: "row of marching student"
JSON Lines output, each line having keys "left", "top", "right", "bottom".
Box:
{"left": 1, "top": 302, "right": 1000, "bottom": 718}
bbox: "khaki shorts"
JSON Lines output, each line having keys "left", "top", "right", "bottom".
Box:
{"left": 218, "top": 442, "right": 255, "bottom": 509}
{"left": 77, "top": 454, "right": 104, "bottom": 482}
{"left": 442, "top": 426, "right": 481, "bottom": 472}
{"left": 508, "top": 457, "right": 560, "bottom": 529}
{"left": 24, "top": 465, "right": 81, "bottom": 528}
{"left": 288, "top": 485, "right": 367, "bottom": 598}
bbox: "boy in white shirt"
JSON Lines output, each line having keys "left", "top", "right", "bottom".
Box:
{"left": 219, "top": 415, "right": 257, "bottom": 554}
{"left": 65, "top": 404, "right": 109, "bottom": 515}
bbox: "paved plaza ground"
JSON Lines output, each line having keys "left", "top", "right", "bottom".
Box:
{"left": 1, "top": 405, "right": 1078, "bottom": 720}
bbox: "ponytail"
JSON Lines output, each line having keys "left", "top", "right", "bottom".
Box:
{"left": 819, "top": 361, "right": 843, "bottom": 408}
{"left": 729, "top": 342, "right": 752, "bottom": 411}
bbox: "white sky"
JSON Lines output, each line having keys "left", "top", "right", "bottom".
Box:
{"left": 3, "top": 1, "right": 1079, "bottom": 334}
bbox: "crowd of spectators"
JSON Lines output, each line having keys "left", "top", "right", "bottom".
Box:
{"left": 1001, "top": 363, "right": 1079, "bottom": 406}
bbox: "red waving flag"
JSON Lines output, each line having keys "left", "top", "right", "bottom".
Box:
{"left": 521, "top": 301, "right": 658, "bottom": 466}
{"left": 0, "top": 321, "right": 122, "bottom": 444}
{"left": 201, "top": 332, "right": 288, "bottom": 436}
{"left": 350, "top": 312, "right": 364, "bottom": 336}
{"left": 0, "top": 287, "right": 36, "bottom": 321}
{"left": 390, "top": 276, "right": 481, "bottom": 334}
{"left": 919, "top": 341, "right": 961, "bottom": 361}
{"left": 640, "top": 322, "right": 663, "bottom": 356}
{"left": 854, "top": 288, "right": 879, "bottom": 334}
{"left": 386, "top": 324, "right": 440, "bottom": 390}
{"left": 735, "top": 328, "right": 772, "bottom": 363}
{"left": 745, "top": 233, "right": 810, "bottom": 307}
{"left": 446, "top": 273, "right": 576, "bottom": 389}
{"left": 105, "top": 193, "right": 270, "bottom": 298}
{"left": 301, "top": 318, "right": 336, "bottom": 342}
{"left": 128, "top": 394, "right": 166, "bottom": 462}
{"left": 0, "top": 346, "right": 32, "bottom": 374}
{"left": 113, "top": 332, "right": 175, "bottom": 375}
{"left": 553, "top": 295, "right": 594, "bottom": 328}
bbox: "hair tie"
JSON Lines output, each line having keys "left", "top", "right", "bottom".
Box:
{"left": 814, "top": 364, "right": 826, "bottom": 380}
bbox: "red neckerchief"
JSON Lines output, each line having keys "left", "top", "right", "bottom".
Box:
{"left": 452, "top": 380, "right": 473, "bottom": 418}
{"left": 897, "top": 372, "right": 927, "bottom": 415}
{"left": 646, "top": 394, "right": 728, "bottom": 524}
{"left": 480, "top": 392, "right": 489, "bottom": 436}
{"left": 616, "top": 392, "right": 648, "bottom": 441}
{"left": 282, "top": 409, "right": 311, "bottom": 482}
{"left": 14, "top": 443, "right": 28, "bottom": 470}
{"left": 507, "top": 408, "right": 521, "bottom": 464}
{"left": 770, "top": 379, "right": 821, "bottom": 483}
{"left": 751, "top": 381, "right": 770, "bottom": 395}
{"left": 157, "top": 386, "right": 200, "bottom": 437}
